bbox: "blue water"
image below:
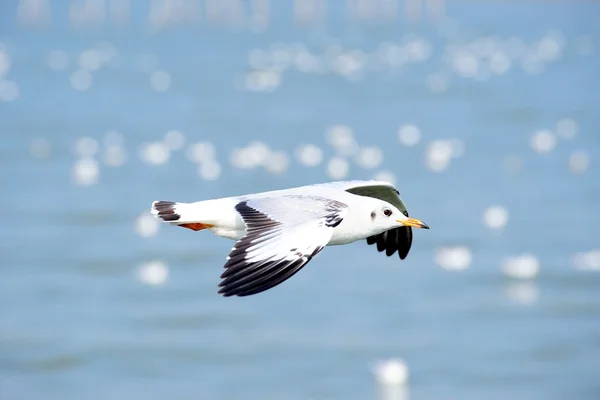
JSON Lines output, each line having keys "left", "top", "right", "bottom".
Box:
{"left": 1, "top": 2, "right": 600, "bottom": 400}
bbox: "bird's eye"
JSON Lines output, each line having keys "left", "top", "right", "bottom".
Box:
{"left": 383, "top": 208, "right": 392, "bottom": 217}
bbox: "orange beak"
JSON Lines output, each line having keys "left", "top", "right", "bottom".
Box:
{"left": 397, "top": 217, "right": 429, "bottom": 229}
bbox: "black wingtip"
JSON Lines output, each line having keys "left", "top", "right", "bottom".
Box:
{"left": 218, "top": 288, "right": 235, "bottom": 297}
{"left": 398, "top": 227, "right": 412, "bottom": 260}
{"left": 152, "top": 200, "right": 180, "bottom": 222}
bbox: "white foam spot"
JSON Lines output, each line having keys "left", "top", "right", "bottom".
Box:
{"left": 326, "top": 157, "right": 349, "bottom": 180}
{"left": 331, "top": 51, "right": 366, "bottom": 80}
{"left": 326, "top": 125, "right": 358, "bottom": 156}
{"left": 163, "top": 130, "right": 185, "bottom": 150}
{"left": 354, "top": 146, "right": 383, "bottom": 169}
{"left": 452, "top": 51, "right": 479, "bottom": 78}
{"left": 187, "top": 141, "right": 216, "bottom": 164}
{"left": 569, "top": 151, "right": 590, "bottom": 175}
{"left": 71, "top": 158, "right": 99, "bottom": 186}
{"left": 137, "top": 260, "right": 169, "bottom": 286}
{"left": 70, "top": 69, "right": 93, "bottom": 91}
{"left": 229, "top": 142, "right": 272, "bottom": 170}
{"left": 150, "top": 70, "right": 171, "bottom": 92}
{"left": 264, "top": 151, "right": 290, "bottom": 174}
{"left": 198, "top": 160, "right": 222, "bottom": 180}
{"left": 501, "top": 254, "right": 540, "bottom": 280}
{"left": 103, "top": 145, "right": 127, "bottom": 167}
{"left": 571, "top": 250, "right": 600, "bottom": 271}
{"left": 295, "top": 144, "right": 323, "bottom": 167}
{"left": 249, "top": 141, "right": 272, "bottom": 165}
{"left": 249, "top": 141, "right": 273, "bottom": 167}
{"left": 245, "top": 69, "right": 281, "bottom": 92}
{"left": 536, "top": 34, "right": 562, "bottom": 62}
{"left": 405, "top": 36, "right": 432, "bottom": 63}
{"left": 530, "top": 130, "right": 556, "bottom": 153}
{"left": 398, "top": 124, "right": 421, "bottom": 147}
{"left": 0, "top": 80, "right": 20, "bottom": 101}
{"left": 434, "top": 246, "right": 472, "bottom": 271}
{"left": 140, "top": 142, "right": 170, "bottom": 165}
{"left": 78, "top": 49, "right": 103, "bottom": 71}
{"left": 229, "top": 148, "right": 254, "bottom": 169}
{"left": 556, "top": 118, "right": 578, "bottom": 140}
{"left": 489, "top": 51, "right": 511, "bottom": 75}
{"left": 425, "top": 140, "right": 453, "bottom": 172}
{"left": 74, "top": 137, "right": 99, "bottom": 158}
{"left": 372, "top": 358, "right": 409, "bottom": 386}
{"left": 135, "top": 213, "right": 159, "bottom": 238}
{"left": 483, "top": 206, "right": 509, "bottom": 230}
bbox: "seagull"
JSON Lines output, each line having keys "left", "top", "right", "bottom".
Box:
{"left": 150, "top": 180, "right": 429, "bottom": 297}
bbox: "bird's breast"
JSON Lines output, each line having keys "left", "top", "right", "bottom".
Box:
{"left": 328, "top": 218, "right": 369, "bottom": 246}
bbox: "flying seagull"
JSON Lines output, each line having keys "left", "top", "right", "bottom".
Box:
{"left": 150, "top": 180, "right": 429, "bottom": 297}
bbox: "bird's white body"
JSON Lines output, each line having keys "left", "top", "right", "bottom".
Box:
{"left": 169, "top": 184, "right": 389, "bottom": 245}
{"left": 151, "top": 180, "right": 429, "bottom": 297}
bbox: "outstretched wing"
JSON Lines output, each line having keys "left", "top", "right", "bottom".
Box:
{"left": 218, "top": 195, "right": 349, "bottom": 297}
{"left": 341, "top": 180, "right": 413, "bottom": 260}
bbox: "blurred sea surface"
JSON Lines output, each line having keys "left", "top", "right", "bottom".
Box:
{"left": 1, "top": 1, "right": 599, "bottom": 400}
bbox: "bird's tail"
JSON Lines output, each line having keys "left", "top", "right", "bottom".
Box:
{"left": 150, "top": 200, "right": 215, "bottom": 231}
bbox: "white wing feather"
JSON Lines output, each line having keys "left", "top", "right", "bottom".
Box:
{"left": 218, "top": 195, "right": 348, "bottom": 297}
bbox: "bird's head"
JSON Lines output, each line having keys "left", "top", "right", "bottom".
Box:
{"left": 368, "top": 201, "right": 429, "bottom": 232}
